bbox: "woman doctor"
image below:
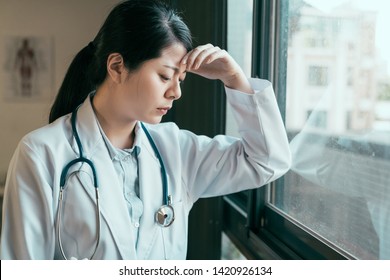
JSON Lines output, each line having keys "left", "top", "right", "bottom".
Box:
{"left": 0, "top": 0, "right": 291, "bottom": 260}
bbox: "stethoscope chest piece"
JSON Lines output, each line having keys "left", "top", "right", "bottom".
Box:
{"left": 155, "top": 204, "right": 175, "bottom": 227}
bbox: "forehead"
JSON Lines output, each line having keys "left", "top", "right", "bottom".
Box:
{"left": 141, "top": 43, "right": 187, "bottom": 74}
{"left": 134, "top": 43, "right": 187, "bottom": 76}
{"left": 161, "top": 43, "right": 187, "bottom": 57}
{"left": 159, "top": 43, "right": 187, "bottom": 64}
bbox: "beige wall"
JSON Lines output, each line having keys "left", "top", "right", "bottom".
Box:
{"left": 0, "top": 0, "right": 119, "bottom": 181}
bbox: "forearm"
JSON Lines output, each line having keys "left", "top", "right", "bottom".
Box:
{"left": 225, "top": 77, "right": 292, "bottom": 179}
{"left": 222, "top": 70, "right": 254, "bottom": 95}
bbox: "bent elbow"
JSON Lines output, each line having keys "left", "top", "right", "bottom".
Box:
{"left": 264, "top": 147, "right": 292, "bottom": 184}
{"left": 280, "top": 147, "right": 292, "bottom": 175}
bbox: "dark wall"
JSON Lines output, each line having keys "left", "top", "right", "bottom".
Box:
{"left": 163, "top": 0, "right": 227, "bottom": 259}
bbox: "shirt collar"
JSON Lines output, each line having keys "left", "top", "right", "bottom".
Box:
{"left": 93, "top": 112, "right": 141, "bottom": 160}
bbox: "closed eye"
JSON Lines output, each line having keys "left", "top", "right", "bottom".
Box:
{"left": 160, "top": 75, "right": 171, "bottom": 82}
{"left": 160, "top": 74, "right": 185, "bottom": 85}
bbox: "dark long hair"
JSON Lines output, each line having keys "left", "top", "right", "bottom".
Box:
{"left": 49, "top": 0, "right": 192, "bottom": 123}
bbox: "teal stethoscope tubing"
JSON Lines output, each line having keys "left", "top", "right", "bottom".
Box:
{"left": 56, "top": 106, "right": 172, "bottom": 260}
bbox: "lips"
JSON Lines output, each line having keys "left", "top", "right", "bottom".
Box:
{"left": 157, "top": 107, "right": 171, "bottom": 115}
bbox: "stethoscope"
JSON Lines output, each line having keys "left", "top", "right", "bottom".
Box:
{"left": 56, "top": 105, "right": 174, "bottom": 260}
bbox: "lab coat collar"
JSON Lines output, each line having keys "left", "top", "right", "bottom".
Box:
{"left": 73, "top": 96, "right": 165, "bottom": 259}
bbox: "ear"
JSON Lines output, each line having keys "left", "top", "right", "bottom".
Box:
{"left": 106, "top": 53, "right": 126, "bottom": 83}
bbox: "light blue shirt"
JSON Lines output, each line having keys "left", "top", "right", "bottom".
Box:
{"left": 96, "top": 121, "right": 143, "bottom": 248}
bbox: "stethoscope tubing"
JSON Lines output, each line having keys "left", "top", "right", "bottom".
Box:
{"left": 56, "top": 104, "right": 173, "bottom": 260}
{"left": 57, "top": 106, "right": 101, "bottom": 260}
{"left": 140, "top": 122, "right": 169, "bottom": 205}
{"left": 56, "top": 186, "right": 101, "bottom": 260}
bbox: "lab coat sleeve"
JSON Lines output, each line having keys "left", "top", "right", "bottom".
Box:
{"left": 0, "top": 138, "right": 55, "bottom": 259}
{"left": 180, "top": 78, "right": 291, "bottom": 201}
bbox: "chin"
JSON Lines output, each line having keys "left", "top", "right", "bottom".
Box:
{"left": 141, "top": 117, "right": 162, "bottom": 125}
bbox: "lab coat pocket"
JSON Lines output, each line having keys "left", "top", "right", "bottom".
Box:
{"left": 160, "top": 200, "right": 188, "bottom": 260}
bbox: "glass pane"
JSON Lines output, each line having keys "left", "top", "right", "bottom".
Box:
{"left": 273, "top": 0, "right": 390, "bottom": 259}
{"left": 224, "top": 0, "right": 253, "bottom": 205}
{"left": 226, "top": 0, "right": 253, "bottom": 137}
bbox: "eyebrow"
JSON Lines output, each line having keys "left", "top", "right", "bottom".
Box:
{"left": 163, "top": 65, "right": 186, "bottom": 74}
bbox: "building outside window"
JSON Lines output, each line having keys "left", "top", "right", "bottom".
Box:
{"left": 224, "top": 0, "right": 390, "bottom": 260}
{"left": 308, "top": 66, "right": 328, "bottom": 86}
{"left": 276, "top": 0, "right": 390, "bottom": 259}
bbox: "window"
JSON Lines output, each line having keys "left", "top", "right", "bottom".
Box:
{"left": 223, "top": 0, "right": 390, "bottom": 260}
{"left": 225, "top": 0, "right": 253, "bottom": 138}
{"left": 308, "top": 66, "right": 328, "bottom": 86}
{"left": 306, "top": 110, "right": 327, "bottom": 128}
{"left": 275, "top": 0, "right": 390, "bottom": 259}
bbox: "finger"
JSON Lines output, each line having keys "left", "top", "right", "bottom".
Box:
{"left": 203, "top": 48, "right": 228, "bottom": 65}
{"left": 191, "top": 46, "right": 222, "bottom": 70}
{"left": 183, "top": 44, "right": 214, "bottom": 69}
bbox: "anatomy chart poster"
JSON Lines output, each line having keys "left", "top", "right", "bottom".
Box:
{"left": 1, "top": 36, "right": 54, "bottom": 102}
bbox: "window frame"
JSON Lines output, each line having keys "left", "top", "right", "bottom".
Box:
{"left": 222, "top": 0, "right": 352, "bottom": 260}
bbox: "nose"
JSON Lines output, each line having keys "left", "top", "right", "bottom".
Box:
{"left": 165, "top": 82, "right": 182, "bottom": 100}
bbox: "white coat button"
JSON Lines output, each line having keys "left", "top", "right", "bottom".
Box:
{"left": 134, "top": 222, "right": 140, "bottom": 228}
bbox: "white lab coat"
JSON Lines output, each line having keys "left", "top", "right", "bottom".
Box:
{"left": 0, "top": 78, "right": 291, "bottom": 259}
